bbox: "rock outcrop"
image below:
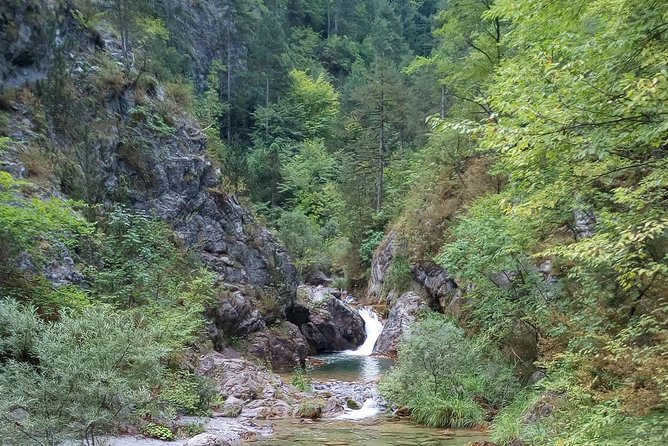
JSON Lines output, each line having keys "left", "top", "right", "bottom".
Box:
{"left": 246, "top": 322, "right": 308, "bottom": 372}
{"left": 291, "top": 286, "right": 366, "bottom": 354}
{"left": 373, "top": 292, "right": 428, "bottom": 356}
{"left": 196, "top": 354, "right": 298, "bottom": 406}
{"left": 366, "top": 231, "right": 459, "bottom": 313}
{"left": 367, "top": 231, "right": 397, "bottom": 303}
{"left": 412, "top": 263, "right": 460, "bottom": 312}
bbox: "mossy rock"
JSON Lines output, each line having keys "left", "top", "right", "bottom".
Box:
{"left": 346, "top": 399, "right": 361, "bottom": 410}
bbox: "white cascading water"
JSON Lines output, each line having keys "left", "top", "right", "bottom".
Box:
{"left": 336, "top": 398, "right": 379, "bottom": 421}
{"left": 348, "top": 307, "right": 384, "bottom": 356}
{"left": 335, "top": 307, "right": 384, "bottom": 420}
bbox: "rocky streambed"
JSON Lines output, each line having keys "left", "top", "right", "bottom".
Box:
{"left": 105, "top": 299, "right": 489, "bottom": 446}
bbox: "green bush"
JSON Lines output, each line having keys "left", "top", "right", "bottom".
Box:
{"left": 160, "top": 370, "right": 218, "bottom": 415}
{"left": 384, "top": 254, "right": 412, "bottom": 295}
{"left": 0, "top": 301, "right": 165, "bottom": 445}
{"left": 379, "top": 312, "right": 521, "bottom": 428}
{"left": 291, "top": 364, "right": 313, "bottom": 392}
{"left": 359, "top": 229, "right": 384, "bottom": 265}
{"left": 141, "top": 422, "right": 175, "bottom": 441}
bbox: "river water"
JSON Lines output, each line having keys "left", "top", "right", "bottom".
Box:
{"left": 260, "top": 307, "right": 490, "bottom": 446}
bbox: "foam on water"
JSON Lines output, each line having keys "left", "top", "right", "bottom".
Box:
{"left": 348, "top": 307, "right": 384, "bottom": 356}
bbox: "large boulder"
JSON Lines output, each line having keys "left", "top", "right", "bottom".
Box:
{"left": 295, "top": 286, "right": 366, "bottom": 353}
{"left": 184, "top": 433, "right": 231, "bottom": 446}
{"left": 247, "top": 322, "right": 308, "bottom": 372}
{"left": 373, "top": 292, "right": 428, "bottom": 356}
{"left": 196, "top": 354, "right": 298, "bottom": 404}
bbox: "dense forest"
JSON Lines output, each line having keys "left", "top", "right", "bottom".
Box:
{"left": 0, "top": 0, "right": 666, "bottom": 445}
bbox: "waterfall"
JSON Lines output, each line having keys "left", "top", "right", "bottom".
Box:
{"left": 336, "top": 398, "right": 378, "bottom": 420}
{"left": 349, "top": 307, "right": 384, "bottom": 356}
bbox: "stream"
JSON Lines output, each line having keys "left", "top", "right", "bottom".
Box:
{"left": 260, "top": 307, "right": 490, "bottom": 446}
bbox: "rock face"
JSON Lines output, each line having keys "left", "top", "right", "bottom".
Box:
{"left": 366, "top": 231, "right": 459, "bottom": 313}
{"left": 412, "top": 263, "right": 460, "bottom": 312}
{"left": 247, "top": 322, "right": 308, "bottom": 372}
{"left": 367, "top": 231, "right": 397, "bottom": 303}
{"left": 291, "top": 286, "right": 366, "bottom": 354}
{"left": 373, "top": 292, "right": 428, "bottom": 356}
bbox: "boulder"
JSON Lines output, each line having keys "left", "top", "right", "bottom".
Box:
{"left": 297, "top": 286, "right": 366, "bottom": 353}
{"left": 184, "top": 433, "right": 231, "bottom": 446}
{"left": 247, "top": 322, "right": 308, "bottom": 372}
{"left": 196, "top": 353, "right": 297, "bottom": 404}
{"left": 373, "top": 292, "right": 428, "bottom": 356}
{"left": 239, "top": 398, "right": 293, "bottom": 419}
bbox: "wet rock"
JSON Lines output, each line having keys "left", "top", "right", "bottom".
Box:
{"left": 239, "top": 398, "right": 293, "bottom": 419}
{"left": 297, "top": 286, "right": 366, "bottom": 353}
{"left": 373, "top": 292, "right": 428, "bottom": 356}
{"left": 184, "top": 433, "right": 230, "bottom": 446}
{"left": 247, "top": 322, "right": 308, "bottom": 372}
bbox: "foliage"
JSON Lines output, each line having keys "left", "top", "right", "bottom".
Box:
{"left": 89, "top": 206, "right": 214, "bottom": 352}
{"left": 141, "top": 422, "right": 175, "bottom": 441}
{"left": 0, "top": 301, "right": 165, "bottom": 445}
{"left": 291, "top": 364, "right": 313, "bottom": 392}
{"left": 0, "top": 172, "right": 92, "bottom": 258}
{"left": 384, "top": 253, "right": 412, "bottom": 295}
{"left": 380, "top": 313, "right": 521, "bottom": 428}
{"left": 276, "top": 209, "right": 328, "bottom": 274}
{"left": 160, "top": 371, "right": 218, "bottom": 416}
{"left": 358, "top": 229, "right": 384, "bottom": 265}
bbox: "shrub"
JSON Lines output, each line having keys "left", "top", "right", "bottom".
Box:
{"left": 359, "top": 229, "right": 384, "bottom": 265}
{"left": 160, "top": 370, "right": 218, "bottom": 416}
{"left": 384, "top": 254, "right": 412, "bottom": 295}
{"left": 0, "top": 301, "right": 166, "bottom": 445}
{"left": 291, "top": 364, "right": 313, "bottom": 392}
{"left": 141, "top": 422, "right": 175, "bottom": 441}
{"left": 379, "top": 312, "right": 521, "bottom": 428}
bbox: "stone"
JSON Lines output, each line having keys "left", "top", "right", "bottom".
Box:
{"left": 196, "top": 353, "right": 298, "bottom": 405}
{"left": 239, "top": 398, "right": 293, "bottom": 419}
{"left": 247, "top": 322, "right": 308, "bottom": 371}
{"left": 367, "top": 231, "right": 397, "bottom": 303}
{"left": 184, "top": 433, "right": 230, "bottom": 446}
{"left": 412, "top": 263, "right": 459, "bottom": 312}
{"left": 207, "top": 290, "right": 266, "bottom": 342}
{"left": 373, "top": 292, "right": 428, "bottom": 356}
{"left": 297, "top": 287, "right": 366, "bottom": 353}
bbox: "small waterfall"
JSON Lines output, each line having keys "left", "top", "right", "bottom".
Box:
{"left": 349, "top": 307, "right": 384, "bottom": 356}
{"left": 336, "top": 398, "right": 379, "bottom": 420}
